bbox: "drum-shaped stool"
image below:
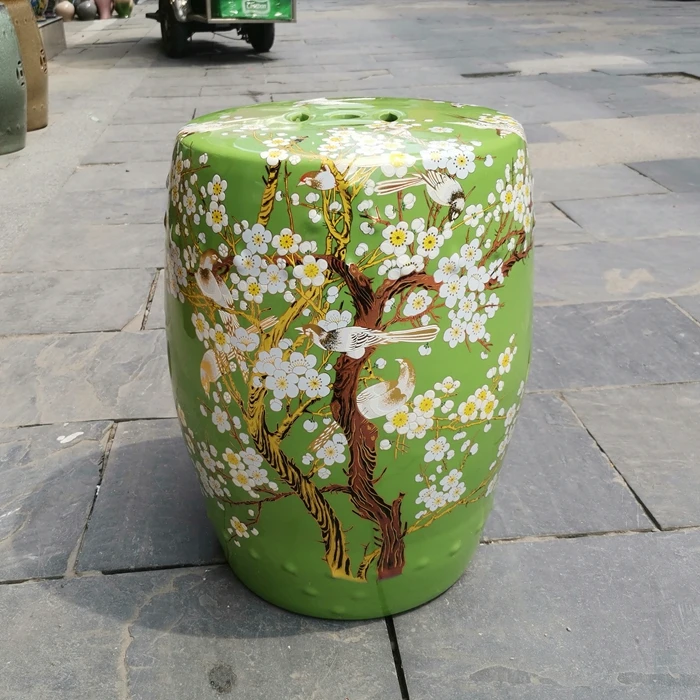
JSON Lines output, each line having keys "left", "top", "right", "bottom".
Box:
{"left": 165, "top": 98, "right": 534, "bottom": 619}
{"left": 0, "top": 2, "right": 26, "bottom": 155}
{"left": 4, "top": 0, "right": 47, "bottom": 131}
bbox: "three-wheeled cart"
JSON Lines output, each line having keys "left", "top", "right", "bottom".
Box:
{"left": 146, "top": 0, "right": 295, "bottom": 58}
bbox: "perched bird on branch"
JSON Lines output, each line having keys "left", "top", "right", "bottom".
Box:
{"left": 374, "top": 170, "right": 465, "bottom": 221}
{"left": 298, "top": 164, "right": 337, "bottom": 191}
{"left": 357, "top": 359, "right": 416, "bottom": 420}
{"left": 196, "top": 250, "right": 235, "bottom": 310}
{"left": 299, "top": 324, "right": 439, "bottom": 360}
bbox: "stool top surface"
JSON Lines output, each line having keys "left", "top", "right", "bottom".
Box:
{"left": 176, "top": 97, "right": 526, "bottom": 168}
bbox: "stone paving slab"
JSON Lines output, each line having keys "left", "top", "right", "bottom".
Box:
{"left": 484, "top": 394, "right": 652, "bottom": 540}
{"left": 0, "top": 269, "right": 153, "bottom": 334}
{"left": 535, "top": 165, "right": 667, "bottom": 202}
{"left": 63, "top": 162, "right": 169, "bottom": 192}
{"left": 81, "top": 140, "right": 174, "bottom": 165}
{"left": 533, "top": 203, "right": 591, "bottom": 247}
{"left": 395, "top": 530, "right": 700, "bottom": 700}
{"left": 0, "top": 422, "right": 110, "bottom": 582}
{"left": 529, "top": 299, "right": 700, "bottom": 391}
{"left": 0, "top": 566, "right": 401, "bottom": 700}
{"left": 534, "top": 236, "right": 700, "bottom": 304}
{"left": 0, "top": 224, "right": 164, "bottom": 272}
{"left": 98, "top": 122, "right": 184, "bottom": 143}
{"left": 78, "top": 419, "right": 223, "bottom": 572}
{"left": 0, "top": 330, "right": 175, "bottom": 428}
{"left": 48, "top": 188, "right": 163, "bottom": 226}
{"left": 627, "top": 158, "right": 700, "bottom": 193}
{"left": 565, "top": 382, "right": 700, "bottom": 529}
{"left": 554, "top": 193, "right": 700, "bottom": 240}
{"left": 673, "top": 294, "right": 700, "bottom": 323}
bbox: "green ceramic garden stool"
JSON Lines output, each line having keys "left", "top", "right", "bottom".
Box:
{"left": 165, "top": 98, "right": 534, "bottom": 620}
{"left": 5, "top": 0, "right": 47, "bottom": 131}
{"left": 0, "top": 2, "right": 26, "bottom": 155}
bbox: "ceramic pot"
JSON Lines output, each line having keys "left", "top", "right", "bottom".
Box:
{"left": 75, "top": 0, "right": 95, "bottom": 18}
{"left": 4, "top": 0, "right": 47, "bottom": 131}
{"left": 164, "top": 98, "right": 534, "bottom": 620}
{"left": 93, "top": 0, "right": 110, "bottom": 18}
{"left": 54, "top": 0, "right": 74, "bottom": 19}
{"left": 0, "top": 3, "right": 27, "bottom": 155}
{"left": 113, "top": 0, "right": 131, "bottom": 17}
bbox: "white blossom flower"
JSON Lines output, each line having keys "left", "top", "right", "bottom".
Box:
{"left": 416, "top": 227, "right": 444, "bottom": 259}
{"left": 467, "top": 313, "right": 488, "bottom": 343}
{"left": 206, "top": 200, "right": 228, "bottom": 233}
{"left": 192, "top": 313, "right": 210, "bottom": 342}
{"left": 242, "top": 223, "right": 271, "bottom": 254}
{"left": 360, "top": 222, "right": 375, "bottom": 235}
{"left": 425, "top": 436, "right": 450, "bottom": 462}
{"left": 381, "top": 222, "right": 414, "bottom": 256}
{"left": 446, "top": 146, "right": 476, "bottom": 179}
{"left": 207, "top": 174, "right": 227, "bottom": 201}
{"left": 233, "top": 250, "right": 263, "bottom": 278}
{"left": 439, "top": 275, "right": 467, "bottom": 308}
{"left": 261, "top": 147, "right": 289, "bottom": 166}
{"left": 247, "top": 465, "right": 269, "bottom": 486}
{"left": 465, "top": 265, "right": 490, "bottom": 293}
{"left": 316, "top": 439, "right": 346, "bottom": 466}
{"left": 265, "top": 370, "right": 300, "bottom": 399}
{"left": 434, "top": 254, "right": 461, "bottom": 283}
{"left": 293, "top": 255, "right": 328, "bottom": 287}
{"left": 272, "top": 228, "right": 301, "bottom": 256}
{"left": 211, "top": 406, "right": 231, "bottom": 433}
{"left": 355, "top": 243, "right": 369, "bottom": 256}
{"left": 440, "top": 468, "right": 463, "bottom": 490}
{"left": 379, "top": 439, "right": 392, "bottom": 450}
{"left": 498, "top": 347, "right": 514, "bottom": 374}
{"left": 384, "top": 406, "right": 413, "bottom": 435}
{"left": 259, "top": 264, "right": 288, "bottom": 295}
{"left": 232, "top": 326, "right": 260, "bottom": 353}
{"left": 239, "top": 277, "right": 265, "bottom": 304}
{"left": 413, "top": 390, "right": 441, "bottom": 418}
{"left": 381, "top": 151, "right": 416, "bottom": 178}
{"left": 480, "top": 393, "right": 499, "bottom": 420}
{"left": 435, "top": 377, "right": 460, "bottom": 394}
{"left": 375, "top": 358, "right": 387, "bottom": 369}
{"left": 299, "top": 369, "right": 331, "bottom": 398}
{"left": 457, "top": 396, "right": 479, "bottom": 423}
{"left": 223, "top": 448, "right": 244, "bottom": 472}
{"left": 319, "top": 309, "right": 352, "bottom": 331}
{"left": 403, "top": 193, "right": 416, "bottom": 209}
{"left": 443, "top": 321, "right": 466, "bottom": 348}
{"left": 505, "top": 404, "right": 517, "bottom": 427}
{"left": 209, "top": 324, "right": 231, "bottom": 354}
{"left": 418, "top": 344, "right": 432, "bottom": 356}
{"left": 309, "top": 209, "right": 322, "bottom": 224}
{"left": 317, "top": 467, "right": 331, "bottom": 479}
{"left": 231, "top": 470, "right": 256, "bottom": 494}
{"left": 403, "top": 290, "right": 431, "bottom": 317}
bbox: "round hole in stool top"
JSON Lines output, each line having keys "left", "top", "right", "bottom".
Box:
{"left": 165, "top": 97, "right": 535, "bottom": 620}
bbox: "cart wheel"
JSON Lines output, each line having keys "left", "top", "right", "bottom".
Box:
{"left": 246, "top": 23, "right": 274, "bottom": 53}
{"left": 160, "top": 0, "right": 190, "bottom": 58}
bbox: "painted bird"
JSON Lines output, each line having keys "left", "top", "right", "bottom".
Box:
{"left": 299, "top": 324, "right": 440, "bottom": 360}
{"left": 195, "top": 250, "right": 235, "bottom": 310}
{"left": 356, "top": 359, "right": 416, "bottom": 420}
{"left": 374, "top": 170, "right": 465, "bottom": 221}
{"left": 200, "top": 348, "right": 232, "bottom": 396}
{"left": 298, "top": 164, "right": 337, "bottom": 191}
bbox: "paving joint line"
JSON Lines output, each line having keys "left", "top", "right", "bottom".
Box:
{"left": 666, "top": 296, "right": 700, "bottom": 329}
{"left": 559, "top": 392, "right": 663, "bottom": 530}
{"left": 140, "top": 268, "right": 162, "bottom": 331}
{"left": 385, "top": 616, "right": 411, "bottom": 700}
{"left": 63, "top": 422, "right": 119, "bottom": 578}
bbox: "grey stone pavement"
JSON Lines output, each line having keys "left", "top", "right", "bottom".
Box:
{"left": 2, "top": 0, "right": 700, "bottom": 697}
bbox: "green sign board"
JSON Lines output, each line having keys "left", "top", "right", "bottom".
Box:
{"left": 211, "top": 0, "right": 294, "bottom": 20}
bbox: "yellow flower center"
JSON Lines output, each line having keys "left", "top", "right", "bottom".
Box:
{"left": 422, "top": 234, "right": 438, "bottom": 250}
{"left": 418, "top": 397, "right": 434, "bottom": 412}
{"left": 388, "top": 152, "right": 407, "bottom": 167}
{"left": 483, "top": 400, "right": 495, "bottom": 415}
{"left": 462, "top": 400, "right": 476, "bottom": 416}
{"left": 211, "top": 210, "right": 223, "bottom": 225}
{"left": 275, "top": 377, "right": 288, "bottom": 390}
{"left": 279, "top": 233, "right": 294, "bottom": 249}
{"left": 391, "top": 412, "right": 409, "bottom": 428}
{"left": 303, "top": 262, "right": 320, "bottom": 279}
{"left": 389, "top": 229, "right": 407, "bottom": 246}
{"left": 248, "top": 282, "right": 261, "bottom": 297}
{"left": 455, "top": 154, "right": 467, "bottom": 166}
{"left": 504, "top": 191, "right": 514, "bottom": 205}
{"left": 500, "top": 354, "right": 511, "bottom": 368}
{"left": 212, "top": 182, "right": 222, "bottom": 195}
{"left": 195, "top": 319, "right": 205, "bottom": 332}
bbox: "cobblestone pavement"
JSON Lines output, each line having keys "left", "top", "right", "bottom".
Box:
{"left": 2, "top": 0, "right": 700, "bottom": 698}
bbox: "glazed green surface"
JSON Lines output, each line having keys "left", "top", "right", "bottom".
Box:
{"left": 0, "top": 4, "right": 26, "bottom": 156}
{"left": 165, "top": 98, "right": 534, "bottom": 619}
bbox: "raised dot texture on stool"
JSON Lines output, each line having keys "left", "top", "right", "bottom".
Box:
{"left": 165, "top": 98, "right": 534, "bottom": 620}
